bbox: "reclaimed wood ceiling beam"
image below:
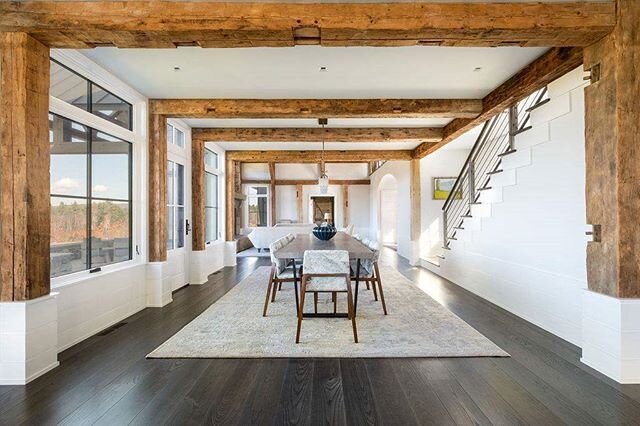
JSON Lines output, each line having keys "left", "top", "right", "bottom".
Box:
{"left": 413, "top": 46, "right": 584, "bottom": 158}
{"left": 192, "top": 127, "right": 443, "bottom": 143}
{"left": 0, "top": 2, "right": 616, "bottom": 48}
{"left": 226, "top": 150, "right": 415, "bottom": 163}
{"left": 151, "top": 99, "right": 482, "bottom": 119}
{"left": 242, "top": 179, "right": 371, "bottom": 186}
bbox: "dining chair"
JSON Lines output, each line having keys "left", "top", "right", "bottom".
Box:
{"left": 263, "top": 235, "right": 299, "bottom": 316}
{"left": 351, "top": 241, "right": 387, "bottom": 315}
{"left": 296, "top": 250, "right": 358, "bottom": 343}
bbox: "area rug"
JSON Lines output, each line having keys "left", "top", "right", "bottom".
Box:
{"left": 148, "top": 265, "right": 508, "bottom": 358}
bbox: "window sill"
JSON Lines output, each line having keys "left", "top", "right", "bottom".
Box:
{"left": 51, "top": 258, "right": 144, "bottom": 290}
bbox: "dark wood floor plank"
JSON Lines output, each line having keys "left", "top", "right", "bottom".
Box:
{"left": 389, "top": 360, "right": 457, "bottom": 425}
{"left": 340, "top": 359, "right": 381, "bottom": 425}
{"left": 311, "top": 359, "right": 347, "bottom": 426}
{"left": 275, "top": 359, "right": 315, "bottom": 425}
{"left": 128, "top": 360, "right": 211, "bottom": 425}
{"left": 237, "top": 360, "right": 289, "bottom": 426}
{"left": 364, "top": 359, "right": 420, "bottom": 426}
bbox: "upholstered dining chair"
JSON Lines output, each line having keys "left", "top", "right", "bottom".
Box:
{"left": 296, "top": 250, "right": 358, "bottom": 343}
{"left": 263, "top": 234, "right": 299, "bottom": 316}
{"left": 351, "top": 241, "right": 387, "bottom": 315}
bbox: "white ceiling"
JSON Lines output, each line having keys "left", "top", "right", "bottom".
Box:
{"left": 83, "top": 46, "right": 546, "bottom": 99}
{"left": 82, "top": 45, "right": 545, "bottom": 153}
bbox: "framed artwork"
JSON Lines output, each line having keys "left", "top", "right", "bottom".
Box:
{"left": 433, "top": 177, "right": 461, "bottom": 200}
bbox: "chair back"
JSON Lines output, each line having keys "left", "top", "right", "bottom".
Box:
{"left": 269, "top": 237, "right": 288, "bottom": 273}
{"left": 303, "top": 250, "right": 350, "bottom": 275}
{"left": 367, "top": 241, "right": 380, "bottom": 262}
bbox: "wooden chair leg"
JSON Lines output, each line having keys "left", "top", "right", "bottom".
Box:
{"left": 263, "top": 271, "right": 275, "bottom": 317}
{"left": 371, "top": 278, "right": 378, "bottom": 301}
{"left": 374, "top": 263, "right": 387, "bottom": 315}
{"left": 366, "top": 281, "right": 370, "bottom": 290}
{"left": 278, "top": 282, "right": 282, "bottom": 291}
{"left": 346, "top": 276, "right": 358, "bottom": 343}
{"left": 296, "top": 277, "right": 308, "bottom": 343}
{"left": 271, "top": 277, "right": 279, "bottom": 302}
{"left": 314, "top": 292, "right": 318, "bottom": 314}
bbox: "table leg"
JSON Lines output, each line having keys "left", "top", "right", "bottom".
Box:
{"left": 292, "top": 258, "right": 300, "bottom": 316}
{"left": 354, "top": 259, "right": 360, "bottom": 316}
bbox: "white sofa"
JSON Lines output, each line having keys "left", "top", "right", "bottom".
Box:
{"left": 248, "top": 224, "right": 315, "bottom": 251}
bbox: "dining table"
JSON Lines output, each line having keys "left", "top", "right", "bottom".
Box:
{"left": 273, "top": 232, "right": 374, "bottom": 318}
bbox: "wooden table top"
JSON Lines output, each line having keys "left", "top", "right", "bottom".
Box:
{"left": 274, "top": 232, "right": 374, "bottom": 260}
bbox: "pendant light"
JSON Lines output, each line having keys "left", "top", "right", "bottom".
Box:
{"left": 318, "top": 118, "right": 329, "bottom": 194}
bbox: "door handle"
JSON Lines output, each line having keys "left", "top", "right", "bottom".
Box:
{"left": 186, "top": 219, "right": 191, "bottom": 235}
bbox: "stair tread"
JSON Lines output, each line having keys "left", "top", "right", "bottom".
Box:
{"left": 498, "top": 149, "right": 517, "bottom": 157}
{"left": 477, "top": 186, "right": 492, "bottom": 191}
{"left": 525, "top": 97, "right": 550, "bottom": 113}
{"left": 515, "top": 125, "right": 533, "bottom": 136}
{"left": 487, "top": 169, "right": 504, "bottom": 175}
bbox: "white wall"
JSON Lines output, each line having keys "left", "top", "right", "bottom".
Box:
{"left": 272, "top": 163, "right": 371, "bottom": 234}
{"left": 424, "top": 67, "right": 588, "bottom": 347}
{"left": 420, "top": 149, "right": 471, "bottom": 258}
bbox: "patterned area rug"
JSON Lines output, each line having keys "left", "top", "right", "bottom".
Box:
{"left": 148, "top": 265, "right": 508, "bottom": 358}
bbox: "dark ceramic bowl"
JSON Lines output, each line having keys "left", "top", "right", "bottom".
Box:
{"left": 312, "top": 226, "right": 337, "bottom": 241}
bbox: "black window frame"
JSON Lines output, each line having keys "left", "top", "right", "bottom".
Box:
{"left": 49, "top": 112, "right": 134, "bottom": 277}
{"left": 50, "top": 58, "right": 134, "bottom": 131}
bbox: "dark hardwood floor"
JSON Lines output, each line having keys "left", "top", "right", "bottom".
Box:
{"left": 2, "top": 250, "right": 640, "bottom": 425}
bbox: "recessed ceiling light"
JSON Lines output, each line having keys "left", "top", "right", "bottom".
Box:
{"left": 319, "top": 66, "right": 328, "bottom": 72}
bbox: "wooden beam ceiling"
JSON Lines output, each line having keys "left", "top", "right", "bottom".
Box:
{"left": 226, "top": 150, "right": 414, "bottom": 163}
{"left": 0, "top": 2, "right": 615, "bottom": 48}
{"left": 413, "top": 46, "right": 585, "bottom": 158}
{"left": 151, "top": 99, "right": 481, "bottom": 119}
{"left": 192, "top": 127, "right": 443, "bottom": 143}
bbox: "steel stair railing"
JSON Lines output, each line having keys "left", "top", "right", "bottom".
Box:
{"left": 442, "top": 87, "right": 548, "bottom": 250}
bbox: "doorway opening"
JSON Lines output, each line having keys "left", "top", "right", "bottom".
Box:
{"left": 310, "top": 196, "right": 335, "bottom": 226}
{"left": 378, "top": 174, "right": 398, "bottom": 250}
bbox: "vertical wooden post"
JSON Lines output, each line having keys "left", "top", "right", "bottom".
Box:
{"left": 584, "top": 0, "right": 640, "bottom": 298}
{"left": 191, "top": 137, "right": 205, "bottom": 251}
{"left": 0, "top": 33, "right": 50, "bottom": 301}
{"left": 410, "top": 158, "right": 421, "bottom": 242}
{"left": 296, "top": 184, "right": 304, "bottom": 223}
{"left": 148, "top": 110, "right": 167, "bottom": 262}
{"left": 269, "top": 162, "right": 276, "bottom": 226}
{"left": 225, "top": 158, "right": 236, "bottom": 241}
{"left": 342, "top": 185, "right": 349, "bottom": 227}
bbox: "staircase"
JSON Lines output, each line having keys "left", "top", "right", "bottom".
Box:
{"left": 441, "top": 87, "right": 549, "bottom": 252}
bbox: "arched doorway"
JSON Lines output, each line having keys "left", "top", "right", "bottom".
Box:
{"left": 378, "top": 174, "right": 398, "bottom": 249}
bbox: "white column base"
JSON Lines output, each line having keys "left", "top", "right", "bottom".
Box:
{"left": 408, "top": 240, "right": 421, "bottom": 266}
{"left": 224, "top": 241, "right": 237, "bottom": 267}
{"left": 0, "top": 293, "right": 59, "bottom": 385}
{"left": 146, "top": 262, "right": 173, "bottom": 307}
{"left": 581, "top": 290, "right": 640, "bottom": 384}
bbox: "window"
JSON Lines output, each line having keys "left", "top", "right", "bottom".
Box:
{"left": 166, "top": 123, "right": 185, "bottom": 148}
{"left": 205, "top": 149, "right": 218, "bottom": 169}
{"left": 204, "top": 148, "right": 221, "bottom": 243}
{"left": 49, "top": 59, "right": 132, "bottom": 130}
{"left": 167, "top": 160, "right": 185, "bottom": 250}
{"left": 246, "top": 185, "right": 269, "bottom": 228}
{"left": 50, "top": 114, "right": 132, "bottom": 277}
{"left": 205, "top": 173, "right": 218, "bottom": 242}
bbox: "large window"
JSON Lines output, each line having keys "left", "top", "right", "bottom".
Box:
{"left": 204, "top": 148, "right": 221, "bottom": 243}
{"left": 246, "top": 185, "right": 269, "bottom": 228}
{"left": 50, "top": 114, "right": 132, "bottom": 277}
{"left": 50, "top": 59, "right": 132, "bottom": 130}
{"left": 167, "top": 160, "right": 185, "bottom": 250}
